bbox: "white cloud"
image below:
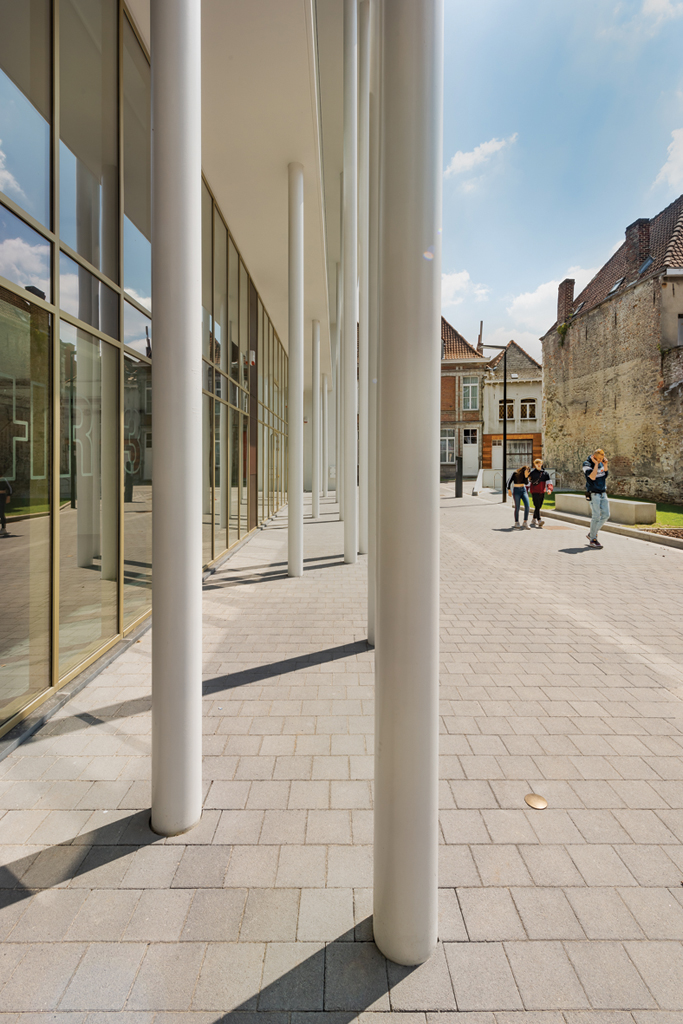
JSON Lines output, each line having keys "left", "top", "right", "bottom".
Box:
{"left": 442, "top": 270, "right": 489, "bottom": 309}
{"left": 0, "top": 141, "right": 26, "bottom": 201}
{"left": 125, "top": 288, "right": 152, "bottom": 312}
{"left": 0, "top": 236, "right": 50, "bottom": 297}
{"left": 482, "top": 325, "right": 543, "bottom": 364}
{"left": 444, "top": 133, "right": 518, "bottom": 179}
{"left": 654, "top": 128, "right": 683, "bottom": 190}
{"left": 641, "top": 0, "right": 683, "bottom": 25}
{"left": 506, "top": 266, "right": 598, "bottom": 333}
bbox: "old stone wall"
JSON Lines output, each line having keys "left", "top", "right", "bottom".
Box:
{"left": 542, "top": 275, "right": 683, "bottom": 501}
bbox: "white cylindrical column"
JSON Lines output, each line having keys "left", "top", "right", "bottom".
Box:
{"left": 288, "top": 163, "right": 305, "bottom": 576}
{"left": 342, "top": 0, "right": 358, "bottom": 562}
{"left": 322, "top": 373, "right": 329, "bottom": 498}
{"left": 150, "top": 0, "right": 203, "bottom": 837}
{"left": 358, "top": 0, "right": 370, "bottom": 556}
{"left": 367, "top": 0, "right": 380, "bottom": 646}
{"left": 373, "top": 0, "right": 443, "bottom": 965}
{"left": 311, "top": 320, "right": 320, "bottom": 519}
{"left": 335, "top": 260, "right": 344, "bottom": 519}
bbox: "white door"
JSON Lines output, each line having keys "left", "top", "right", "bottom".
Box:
{"left": 463, "top": 429, "right": 479, "bottom": 476}
{"left": 492, "top": 439, "right": 503, "bottom": 470}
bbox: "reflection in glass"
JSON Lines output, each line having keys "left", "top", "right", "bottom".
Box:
{"left": 239, "top": 260, "right": 249, "bottom": 390}
{"left": 202, "top": 393, "right": 212, "bottom": 564}
{"left": 123, "top": 353, "right": 151, "bottom": 626}
{"left": 213, "top": 400, "right": 226, "bottom": 556}
{"left": 60, "top": 251, "right": 119, "bottom": 339}
{"left": 214, "top": 211, "right": 227, "bottom": 377}
{"left": 123, "top": 16, "right": 151, "bottom": 308}
{"left": 0, "top": 1, "right": 51, "bottom": 226}
{"left": 59, "top": 321, "right": 118, "bottom": 677}
{"left": 228, "top": 236, "right": 239, "bottom": 383}
{"left": 0, "top": 204, "right": 51, "bottom": 301}
{"left": 240, "top": 413, "right": 248, "bottom": 537}
{"left": 229, "top": 405, "right": 239, "bottom": 540}
{"left": 202, "top": 183, "right": 212, "bottom": 361}
{"left": 124, "top": 300, "right": 152, "bottom": 356}
{"left": 0, "top": 286, "right": 51, "bottom": 724}
{"left": 59, "top": 0, "right": 118, "bottom": 280}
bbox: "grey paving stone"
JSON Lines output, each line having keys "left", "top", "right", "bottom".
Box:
{"left": 5, "top": 888, "right": 87, "bottom": 942}
{"left": 458, "top": 888, "right": 525, "bottom": 941}
{"left": 0, "top": 942, "right": 87, "bottom": 1011}
{"left": 0, "top": 891, "right": 29, "bottom": 940}
{"left": 564, "top": 941, "right": 656, "bottom": 1010}
{"left": 440, "top": 810, "right": 490, "bottom": 845}
{"left": 471, "top": 846, "right": 533, "bottom": 886}
{"left": 444, "top": 942, "right": 522, "bottom": 1011}
{"left": 123, "top": 889, "right": 193, "bottom": 941}
{"left": 569, "top": 811, "right": 633, "bottom": 845}
{"left": 259, "top": 942, "right": 325, "bottom": 1011}
{"left": 387, "top": 942, "right": 456, "bottom": 1011}
{"left": 70, "top": 845, "right": 137, "bottom": 888}
{"left": 565, "top": 888, "right": 644, "bottom": 940}
{"left": 326, "top": 845, "right": 373, "bottom": 887}
{"left": 437, "top": 888, "right": 467, "bottom": 941}
{"left": 323, "top": 941, "right": 389, "bottom": 1011}
{"left": 306, "top": 810, "right": 352, "bottom": 845}
{"left": 519, "top": 845, "right": 586, "bottom": 887}
{"left": 297, "top": 888, "right": 353, "bottom": 942}
{"left": 504, "top": 941, "right": 589, "bottom": 1010}
{"left": 128, "top": 943, "right": 207, "bottom": 1010}
{"left": 482, "top": 810, "right": 538, "bottom": 845}
{"left": 617, "top": 888, "right": 683, "bottom": 939}
{"left": 526, "top": 810, "right": 585, "bottom": 845}
{"left": 622, "top": 942, "right": 683, "bottom": 1010}
{"left": 171, "top": 846, "right": 231, "bottom": 888}
{"left": 60, "top": 942, "right": 147, "bottom": 1010}
{"left": 120, "top": 846, "right": 183, "bottom": 889}
{"left": 180, "top": 888, "right": 246, "bottom": 941}
{"left": 566, "top": 846, "right": 638, "bottom": 887}
{"left": 213, "top": 809, "right": 264, "bottom": 844}
{"left": 66, "top": 888, "right": 142, "bottom": 941}
{"left": 439, "top": 846, "right": 481, "bottom": 887}
{"left": 19, "top": 845, "right": 89, "bottom": 889}
{"left": 224, "top": 845, "right": 278, "bottom": 887}
{"left": 259, "top": 809, "right": 307, "bottom": 844}
{"left": 510, "top": 887, "right": 584, "bottom": 939}
{"left": 612, "top": 846, "right": 683, "bottom": 888}
{"left": 241, "top": 889, "right": 300, "bottom": 941}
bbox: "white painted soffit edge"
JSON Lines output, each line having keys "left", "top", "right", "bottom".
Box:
{"left": 126, "top": 0, "right": 337, "bottom": 381}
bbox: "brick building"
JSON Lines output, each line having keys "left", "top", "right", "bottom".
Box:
{"left": 440, "top": 317, "right": 487, "bottom": 478}
{"left": 541, "top": 197, "right": 683, "bottom": 500}
{"left": 482, "top": 341, "right": 543, "bottom": 486}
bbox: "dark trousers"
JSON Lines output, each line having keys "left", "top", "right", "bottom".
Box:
{"left": 531, "top": 492, "right": 544, "bottom": 520}
{"left": 0, "top": 499, "right": 6, "bottom": 529}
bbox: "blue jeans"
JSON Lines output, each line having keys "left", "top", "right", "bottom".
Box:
{"left": 512, "top": 486, "right": 529, "bottom": 523}
{"left": 589, "top": 491, "right": 610, "bottom": 539}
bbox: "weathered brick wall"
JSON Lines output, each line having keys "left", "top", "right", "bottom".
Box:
{"left": 542, "top": 276, "right": 683, "bottom": 501}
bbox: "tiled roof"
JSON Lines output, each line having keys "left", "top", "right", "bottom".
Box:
{"left": 487, "top": 339, "right": 542, "bottom": 374}
{"left": 545, "top": 194, "right": 683, "bottom": 333}
{"left": 441, "top": 317, "right": 482, "bottom": 359}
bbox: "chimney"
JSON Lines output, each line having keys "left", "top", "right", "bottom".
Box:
{"left": 477, "top": 320, "right": 483, "bottom": 355}
{"left": 557, "top": 278, "right": 575, "bottom": 323}
{"left": 625, "top": 217, "right": 650, "bottom": 265}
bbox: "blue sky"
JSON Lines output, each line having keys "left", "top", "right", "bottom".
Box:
{"left": 442, "top": 0, "right": 683, "bottom": 361}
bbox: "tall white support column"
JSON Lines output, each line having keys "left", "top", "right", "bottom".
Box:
{"left": 342, "top": 0, "right": 358, "bottom": 562}
{"left": 151, "top": 0, "right": 203, "bottom": 837}
{"left": 322, "top": 374, "right": 329, "bottom": 498}
{"left": 335, "top": 261, "right": 344, "bottom": 519}
{"left": 311, "top": 320, "right": 321, "bottom": 519}
{"left": 288, "top": 163, "right": 305, "bottom": 577}
{"left": 358, "top": 0, "right": 370, "bottom": 556}
{"left": 373, "top": 0, "right": 443, "bottom": 965}
{"left": 367, "top": 0, "right": 380, "bottom": 646}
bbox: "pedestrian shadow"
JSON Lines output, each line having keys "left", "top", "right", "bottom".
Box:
{"left": 558, "top": 547, "right": 595, "bottom": 554}
{"left": 204, "top": 640, "right": 372, "bottom": 695}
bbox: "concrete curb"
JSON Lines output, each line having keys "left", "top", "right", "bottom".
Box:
{"left": 542, "top": 509, "right": 683, "bottom": 550}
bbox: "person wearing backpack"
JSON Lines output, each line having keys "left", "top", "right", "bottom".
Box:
{"left": 507, "top": 465, "right": 531, "bottom": 529}
{"left": 528, "top": 457, "right": 551, "bottom": 527}
{"left": 582, "top": 448, "right": 610, "bottom": 549}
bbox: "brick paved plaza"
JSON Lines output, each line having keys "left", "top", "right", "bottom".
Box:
{"left": 1, "top": 487, "right": 683, "bottom": 1021}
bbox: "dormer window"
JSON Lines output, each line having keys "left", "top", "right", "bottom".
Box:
{"left": 608, "top": 277, "right": 624, "bottom": 295}
{"left": 639, "top": 256, "right": 654, "bottom": 275}
{"left": 574, "top": 302, "right": 584, "bottom": 314}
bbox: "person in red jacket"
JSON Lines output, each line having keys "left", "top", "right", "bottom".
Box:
{"left": 528, "top": 457, "right": 551, "bottom": 528}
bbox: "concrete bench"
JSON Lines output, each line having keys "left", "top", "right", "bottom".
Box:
{"left": 555, "top": 493, "right": 656, "bottom": 525}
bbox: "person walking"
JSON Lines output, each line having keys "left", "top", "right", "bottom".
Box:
{"left": 528, "top": 457, "right": 552, "bottom": 527}
{"left": 507, "top": 465, "right": 531, "bottom": 530}
{"left": 0, "top": 473, "right": 12, "bottom": 537}
{"left": 583, "top": 448, "right": 610, "bottom": 549}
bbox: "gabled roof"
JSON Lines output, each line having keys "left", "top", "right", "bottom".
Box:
{"left": 441, "top": 316, "right": 482, "bottom": 359}
{"left": 487, "top": 339, "right": 542, "bottom": 374}
{"left": 545, "top": 194, "right": 683, "bottom": 333}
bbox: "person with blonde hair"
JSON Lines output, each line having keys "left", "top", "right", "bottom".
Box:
{"left": 528, "top": 457, "right": 552, "bottom": 527}
{"left": 583, "top": 448, "right": 610, "bottom": 549}
{"left": 507, "top": 464, "right": 531, "bottom": 529}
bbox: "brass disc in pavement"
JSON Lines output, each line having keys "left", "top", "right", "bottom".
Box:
{"left": 525, "top": 793, "right": 548, "bottom": 810}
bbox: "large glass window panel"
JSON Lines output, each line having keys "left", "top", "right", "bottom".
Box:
{"left": 123, "top": 17, "right": 151, "bottom": 309}
{"left": 0, "top": 204, "right": 51, "bottom": 301}
{"left": 214, "top": 211, "right": 227, "bottom": 377}
{"left": 229, "top": 404, "right": 239, "bottom": 540}
{"left": 257, "top": 419, "right": 263, "bottom": 525}
{"left": 124, "top": 300, "right": 151, "bottom": 357}
{"left": 257, "top": 301, "right": 263, "bottom": 403}
{"left": 239, "top": 261, "right": 249, "bottom": 390}
{"left": 240, "top": 413, "right": 248, "bottom": 535}
{"left": 202, "top": 392, "right": 212, "bottom": 564}
{"left": 202, "top": 184, "right": 212, "bottom": 361}
{"left": 0, "top": 0, "right": 51, "bottom": 227}
{"left": 0, "top": 286, "right": 51, "bottom": 724}
{"left": 59, "top": 0, "right": 118, "bottom": 281}
{"left": 213, "top": 399, "right": 226, "bottom": 556}
{"left": 228, "top": 236, "right": 239, "bottom": 383}
{"left": 60, "top": 251, "right": 119, "bottom": 339}
{"left": 59, "top": 322, "right": 118, "bottom": 677}
{"left": 123, "top": 353, "right": 151, "bottom": 626}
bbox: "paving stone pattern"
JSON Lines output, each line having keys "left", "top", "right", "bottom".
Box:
{"left": 1, "top": 489, "right": 683, "bottom": 1022}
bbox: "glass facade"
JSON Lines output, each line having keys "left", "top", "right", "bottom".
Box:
{"left": 0, "top": 2, "right": 288, "bottom": 737}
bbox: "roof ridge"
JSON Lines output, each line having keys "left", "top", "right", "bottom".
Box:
{"left": 663, "top": 208, "right": 683, "bottom": 267}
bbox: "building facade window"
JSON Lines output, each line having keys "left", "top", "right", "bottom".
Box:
{"left": 507, "top": 439, "right": 533, "bottom": 469}
{"left": 440, "top": 427, "right": 456, "bottom": 463}
{"left": 499, "top": 399, "right": 514, "bottom": 420}
{"left": 464, "top": 428, "right": 477, "bottom": 444}
{"left": 520, "top": 398, "right": 536, "bottom": 419}
{"left": 462, "top": 375, "right": 479, "bottom": 410}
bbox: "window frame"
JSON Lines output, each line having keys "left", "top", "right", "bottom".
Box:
{"left": 462, "top": 375, "right": 479, "bottom": 411}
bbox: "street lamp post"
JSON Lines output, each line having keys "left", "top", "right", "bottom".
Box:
{"left": 483, "top": 343, "right": 508, "bottom": 504}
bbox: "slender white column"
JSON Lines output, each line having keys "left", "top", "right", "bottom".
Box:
{"left": 373, "top": 0, "right": 443, "bottom": 965}
{"left": 336, "top": 260, "right": 344, "bottom": 520}
{"left": 311, "top": 320, "right": 321, "bottom": 519}
{"left": 322, "top": 373, "right": 329, "bottom": 498}
{"left": 342, "top": 0, "right": 358, "bottom": 562}
{"left": 367, "top": 0, "right": 380, "bottom": 646}
{"left": 150, "top": 0, "right": 203, "bottom": 837}
{"left": 358, "top": 0, "right": 370, "bottom": 556}
{"left": 288, "top": 163, "right": 305, "bottom": 576}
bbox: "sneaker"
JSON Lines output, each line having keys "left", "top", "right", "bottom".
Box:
{"left": 537, "top": 519, "right": 544, "bottom": 527}
{"left": 589, "top": 538, "right": 603, "bottom": 549}
{"left": 523, "top": 522, "right": 530, "bottom": 530}
{"left": 0, "top": 528, "right": 8, "bottom": 537}
{"left": 513, "top": 523, "right": 521, "bottom": 530}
